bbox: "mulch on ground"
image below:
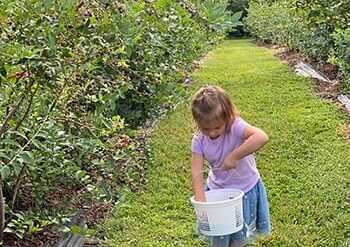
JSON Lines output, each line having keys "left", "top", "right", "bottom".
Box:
{"left": 3, "top": 184, "right": 113, "bottom": 247}
{"left": 272, "top": 46, "right": 342, "bottom": 100}
{"left": 256, "top": 41, "right": 349, "bottom": 142}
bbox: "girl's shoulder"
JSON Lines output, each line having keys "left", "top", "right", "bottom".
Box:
{"left": 230, "top": 117, "right": 248, "bottom": 137}
{"left": 192, "top": 130, "right": 204, "bottom": 140}
{"left": 231, "top": 116, "right": 243, "bottom": 129}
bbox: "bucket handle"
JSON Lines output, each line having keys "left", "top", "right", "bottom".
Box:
{"left": 194, "top": 167, "right": 242, "bottom": 180}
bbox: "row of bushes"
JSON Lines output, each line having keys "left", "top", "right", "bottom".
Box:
{"left": 245, "top": 0, "right": 350, "bottom": 91}
{"left": 0, "top": 0, "right": 240, "bottom": 242}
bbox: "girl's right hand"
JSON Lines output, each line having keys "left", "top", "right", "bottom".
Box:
{"left": 194, "top": 193, "right": 207, "bottom": 202}
{"left": 222, "top": 152, "right": 239, "bottom": 171}
{"left": 195, "top": 191, "right": 207, "bottom": 202}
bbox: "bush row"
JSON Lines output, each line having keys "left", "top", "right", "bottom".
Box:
{"left": 245, "top": 0, "right": 350, "bottom": 91}
{"left": 0, "top": 0, "right": 239, "bottom": 242}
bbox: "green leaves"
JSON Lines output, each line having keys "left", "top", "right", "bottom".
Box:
{"left": 12, "top": 162, "right": 22, "bottom": 176}
{"left": 0, "top": 0, "right": 223, "bottom": 240}
{"left": 48, "top": 33, "right": 56, "bottom": 48}
{"left": 19, "top": 151, "right": 35, "bottom": 165}
{"left": 0, "top": 166, "right": 11, "bottom": 180}
{"left": 245, "top": 0, "right": 349, "bottom": 88}
{"left": 194, "top": 0, "right": 243, "bottom": 33}
{"left": 43, "top": 0, "right": 54, "bottom": 10}
{"left": 0, "top": 150, "right": 10, "bottom": 160}
{"left": 4, "top": 211, "right": 66, "bottom": 239}
{"left": 231, "top": 11, "right": 243, "bottom": 24}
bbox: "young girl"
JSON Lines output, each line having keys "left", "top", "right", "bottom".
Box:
{"left": 190, "top": 85, "right": 271, "bottom": 247}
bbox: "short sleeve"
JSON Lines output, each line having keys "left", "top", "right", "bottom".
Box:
{"left": 232, "top": 117, "right": 249, "bottom": 139}
{"left": 191, "top": 134, "right": 203, "bottom": 155}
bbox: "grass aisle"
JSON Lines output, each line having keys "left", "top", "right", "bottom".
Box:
{"left": 103, "top": 39, "right": 350, "bottom": 246}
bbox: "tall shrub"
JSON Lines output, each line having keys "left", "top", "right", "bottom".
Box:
{"left": 0, "top": 0, "right": 234, "bottom": 242}
{"left": 245, "top": 0, "right": 350, "bottom": 89}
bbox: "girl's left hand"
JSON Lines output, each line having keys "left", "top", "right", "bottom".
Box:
{"left": 222, "top": 152, "right": 239, "bottom": 171}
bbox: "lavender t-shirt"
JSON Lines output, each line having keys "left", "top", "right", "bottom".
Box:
{"left": 191, "top": 117, "right": 260, "bottom": 193}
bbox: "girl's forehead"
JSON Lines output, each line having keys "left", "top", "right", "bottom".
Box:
{"left": 199, "top": 118, "right": 225, "bottom": 128}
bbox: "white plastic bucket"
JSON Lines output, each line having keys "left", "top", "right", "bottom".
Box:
{"left": 190, "top": 188, "right": 244, "bottom": 236}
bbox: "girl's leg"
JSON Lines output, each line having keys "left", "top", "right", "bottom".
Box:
{"left": 228, "top": 192, "right": 254, "bottom": 247}
{"left": 229, "top": 180, "right": 271, "bottom": 246}
{"left": 211, "top": 235, "right": 230, "bottom": 247}
{"left": 229, "top": 180, "right": 260, "bottom": 246}
{"left": 256, "top": 180, "right": 271, "bottom": 234}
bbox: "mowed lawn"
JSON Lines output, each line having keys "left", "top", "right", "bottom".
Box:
{"left": 103, "top": 39, "right": 350, "bottom": 247}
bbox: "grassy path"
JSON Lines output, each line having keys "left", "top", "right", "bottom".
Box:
{"left": 103, "top": 39, "right": 350, "bottom": 246}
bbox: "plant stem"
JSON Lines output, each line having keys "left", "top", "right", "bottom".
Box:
{"left": 0, "top": 80, "right": 34, "bottom": 139}
{"left": 0, "top": 178, "right": 4, "bottom": 243}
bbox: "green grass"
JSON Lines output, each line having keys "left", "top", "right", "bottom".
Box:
{"left": 102, "top": 39, "right": 350, "bottom": 246}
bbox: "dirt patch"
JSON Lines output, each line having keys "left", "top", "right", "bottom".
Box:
{"left": 4, "top": 200, "right": 113, "bottom": 247}
{"left": 257, "top": 40, "right": 346, "bottom": 101}
{"left": 3, "top": 229, "right": 61, "bottom": 247}
{"left": 3, "top": 130, "right": 150, "bottom": 246}
{"left": 273, "top": 48, "right": 342, "bottom": 101}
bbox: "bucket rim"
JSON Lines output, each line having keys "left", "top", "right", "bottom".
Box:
{"left": 190, "top": 188, "right": 244, "bottom": 206}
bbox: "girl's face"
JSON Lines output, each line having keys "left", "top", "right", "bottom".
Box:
{"left": 199, "top": 119, "right": 226, "bottom": 140}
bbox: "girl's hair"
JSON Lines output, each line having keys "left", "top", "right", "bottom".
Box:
{"left": 191, "top": 85, "right": 239, "bottom": 132}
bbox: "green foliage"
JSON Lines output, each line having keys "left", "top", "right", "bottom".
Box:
{"left": 295, "top": 0, "right": 349, "bottom": 30}
{"left": 245, "top": 0, "right": 350, "bottom": 89}
{"left": 227, "top": 0, "right": 249, "bottom": 37}
{"left": 190, "top": 0, "right": 243, "bottom": 33}
{"left": 332, "top": 28, "right": 350, "bottom": 91}
{"left": 4, "top": 211, "right": 69, "bottom": 239}
{"left": 202, "top": 0, "right": 243, "bottom": 32}
{"left": 0, "top": 0, "right": 230, "bottom": 240}
{"left": 244, "top": 2, "right": 299, "bottom": 46}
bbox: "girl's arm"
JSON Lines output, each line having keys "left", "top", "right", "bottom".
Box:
{"left": 222, "top": 124, "right": 269, "bottom": 170}
{"left": 191, "top": 152, "right": 206, "bottom": 202}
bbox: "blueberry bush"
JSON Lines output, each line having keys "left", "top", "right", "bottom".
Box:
{"left": 0, "top": 0, "right": 240, "bottom": 243}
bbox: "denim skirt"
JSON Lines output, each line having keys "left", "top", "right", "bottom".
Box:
{"left": 200, "top": 179, "right": 271, "bottom": 247}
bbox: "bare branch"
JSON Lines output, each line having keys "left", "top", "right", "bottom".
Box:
{"left": 11, "top": 164, "right": 28, "bottom": 212}
{"left": 14, "top": 85, "right": 38, "bottom": 131}
{"left": 0, "top": 94, "right": 26, "bottom": 138}
{"left": 0, "top": 79, "right": 34, "bottom": 139}
{"left": 0, "top": 179, "right": 4, "bottom": 242}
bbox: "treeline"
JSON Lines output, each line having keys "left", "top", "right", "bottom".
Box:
{"left": 0, "top": 0, "right": 240, "bottom": 243}
{"left": 245, "top": 0, "right": 350, "bottom": 91}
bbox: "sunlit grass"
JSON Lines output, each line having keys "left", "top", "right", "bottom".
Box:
{"left": 103, "top": 39, "right": 350, "bottom": 247}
